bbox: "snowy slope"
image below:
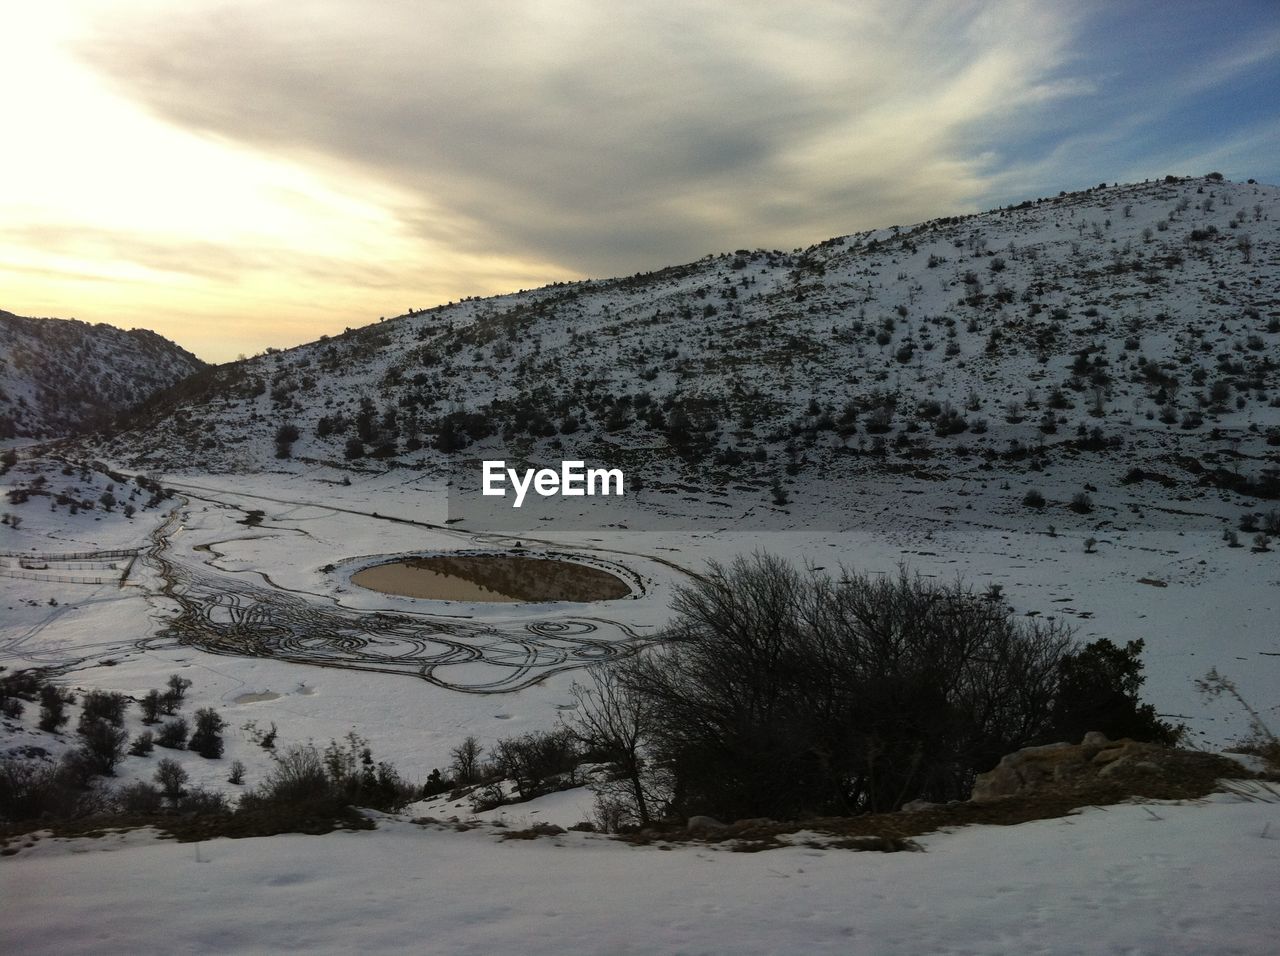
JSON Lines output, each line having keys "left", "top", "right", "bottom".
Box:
{"left": 0, "top": 310, "right": 205, "bottom": 439}
{"left": 88, "top": 175, "right": 1278, "bottom": 507}
{"left": 4, "top": 787, "right": 1277, "bottom": 955}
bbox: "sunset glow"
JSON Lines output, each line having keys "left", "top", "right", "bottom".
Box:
{"left": 3, "top": 1, "right": 1276, "bottom": 360}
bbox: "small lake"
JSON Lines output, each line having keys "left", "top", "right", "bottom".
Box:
{"left": 350, "top": 553, "right": 632, "bottom": 603}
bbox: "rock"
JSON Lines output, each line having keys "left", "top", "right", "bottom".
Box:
{"left": 1096, "top": 755, "right": 1131, "bottom": 777}
{"left": 687, "top": 815, "right": 727, "bottom": 832}
{"left": 900, "top": 799, "right": 940, "bottom": 812}
{"left": 730, "top": 817, "right": 777, "bottom": 829}
{"left": 971, "top": 733, "right": 1254, "bottom": 803}
{"left": 1080, "top": 731, "right": 1111, "bottom": 756}
{"left": 1092, "top": 747, "right": 1128, "bottom": 764}
{"left": 970, "top": 741, "right": 1081, "bottom": 802}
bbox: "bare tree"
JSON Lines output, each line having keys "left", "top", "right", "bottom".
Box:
{"left": 448, "top": 736, "right": 484, "bottom": 785}
{"left": 154, "top": 758, "right": 189, "bottom": 800}
{"left": 567, "top": 665, "right": 660, "bottom": 827}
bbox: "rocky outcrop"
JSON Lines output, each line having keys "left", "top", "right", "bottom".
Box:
{"left": 971, "top": 732, "right": 1253, "bottom": 803}
{"left": 686, "top": 815, "right": 728, "bottom": 833}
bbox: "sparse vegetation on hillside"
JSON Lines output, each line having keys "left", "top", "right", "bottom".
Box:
{"left": 67, "top": 178, "right": 1277, "bottom": 534}
{"left": 0, "top": 310, "right": 204, "bottom": 439}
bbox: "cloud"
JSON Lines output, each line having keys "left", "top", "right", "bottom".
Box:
{"left": 8, "top": 0, "right": 1266, "bottom": 362}
{"left": 73, "top": 0, "right": 1090, "bottom": 274}
{"left": 977, "top": 16, "right": 1280, "bottom": 204}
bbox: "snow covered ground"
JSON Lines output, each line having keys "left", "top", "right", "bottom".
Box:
{"left": 4, "top": 786, "right": 1277, "bottom": 955}
{"left": 2, "top": 174, "right": 1278, "bottom": 953}
{"left": 4, "top": 457, "right": 1274, "bottom": 784}
{"left": 2, "top": 453, "right": 1276, "bottom": 954}
{"left": 0, "top": 451, "right": 1274, "bottom": 842}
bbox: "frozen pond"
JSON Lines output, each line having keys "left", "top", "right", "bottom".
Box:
{"left": 350, "top": 553, "right": 633, "bottom": 603}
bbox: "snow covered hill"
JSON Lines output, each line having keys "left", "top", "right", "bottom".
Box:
{"left": 0, "top": 311, "right": 205, "bottom": 440}
{"left": 2, "top": 175, "right": 1278, "bottom": 956}
{"left": 89, "top": 175, "right": 1277, "bottom": 508}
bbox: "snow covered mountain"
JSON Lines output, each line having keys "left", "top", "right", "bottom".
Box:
{"left": 0, "top": 311, "right": 205, "bottom": 439}
{"left": 3, "top": 177, "right": 1277, "bottom": 956}
{"left": 92, "top": 175, "right": 1278, "bottom": 507}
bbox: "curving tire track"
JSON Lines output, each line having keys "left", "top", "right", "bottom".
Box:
{"left": 141, "top": 505, "right": 657, "bottom": 694}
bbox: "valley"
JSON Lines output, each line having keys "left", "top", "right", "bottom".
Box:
{"left": 2, "top": 173, "right": 1277, "bottom": 955}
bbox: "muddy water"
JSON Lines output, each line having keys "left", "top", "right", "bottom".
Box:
{"left": 350, "top": 554, "right": 631, "bottom": 603}
{"left": 233, "top": 691, "right": 281, "bottom": 704}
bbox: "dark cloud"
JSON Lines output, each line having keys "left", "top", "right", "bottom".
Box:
{"left": 0, "top": 221, "right": 403, "bottom": 287}
{"left": 74, "top": 1, "right": 1089, "bottom": 275}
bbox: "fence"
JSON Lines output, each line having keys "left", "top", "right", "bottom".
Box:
{"left": 0, "top": 548, "right": 138, "bottom": 561}
{"left": 0, "top": 568, "right": 118, "bottom": 585}
{"left": 0, "top": 548, "right": 135, "bottom": 585}
{"left": 16, "top": 560, "right": 120, "bottom": 571}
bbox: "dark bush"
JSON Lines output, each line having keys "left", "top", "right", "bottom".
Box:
{"left": 0, "top": 669, "right": 46, "bottom": 710}
{"left": 76, "top": 719, "right": 129, "bottom": 776}
{"left": 612, "top": 554, "right": 1172, "bottom": 822}
{"left": 0, "top": 758, "right": 108, "bottom": 823}
{"left": 448, "top": 735, "right": 485, "bottom": 785}
{"left": 117, "top": 781, "right": 164, "bottom": 815}
{"left": 240, "top": 733, "right": 415, "bottom": 816}
{"left": 1049, "top": 639, "right": 1179, "bottom": 745}
{"left": 129, "top": 731, "right": 155, "bottom": 756}
{"left": 275, "top": 423, "right": 301, "bottom": 458}
{"left": 491, "top": 728, "right": 582, "bottom": 801}
{"left": 155, "top": 758, "right": 189, "bottom": 799}
{"left": 38, "top": 685, "right": 71, "bottom": 732}
{"left": 156, "top": 717, "right": 189, "bottom": 749}
{"left": 1, "top": 760, "right": 58, "bottom": 822}
{"left": 166, "top": 674, "right": 192, "bottom": 704}
{"left": 57, "top": 750, "right": 99, "bottom": 790}
{"left": 175, "top": 787, "right": 230, "bottom": 815}
{"left": 934, "top": 406, "right": 968, "bottom": 437}
{"left": 140, "top": 689, "right": 165, "bottom": 724}
{"left": 568, "top": 664, "right": 661, "bottom": 827}
{"left": 421, "top": 768, "right": 450, "bottom": 797}
{"left": 243, "top": 742, "right": 327, "bottom": 806}
{"left": 322, "top": 733, "right": 417, "bottom": 811}
{"left": 78, "top": 690, "right": 129, "bottom": 728}
{"left": 188, "top": 708, "right": 226, "bottom": 759}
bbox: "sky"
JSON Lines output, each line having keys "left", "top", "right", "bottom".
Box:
{"left": 2, "top": 1, "right": 1277, "bottom": 363}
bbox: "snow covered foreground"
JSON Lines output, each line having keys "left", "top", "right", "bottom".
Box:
{"left": 4, "top": 789, "right": 1277, "bottom": 955}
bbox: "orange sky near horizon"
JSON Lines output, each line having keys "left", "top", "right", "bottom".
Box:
{"left": 0, "top": 6, "right": 577, "bottom": 362}
{"left": 4, "top": 3, "right": 1276, "bottom": 364}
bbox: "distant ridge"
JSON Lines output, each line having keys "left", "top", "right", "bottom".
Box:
{"left": 0, "top": 311, "right": 206, "bottom": 439}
